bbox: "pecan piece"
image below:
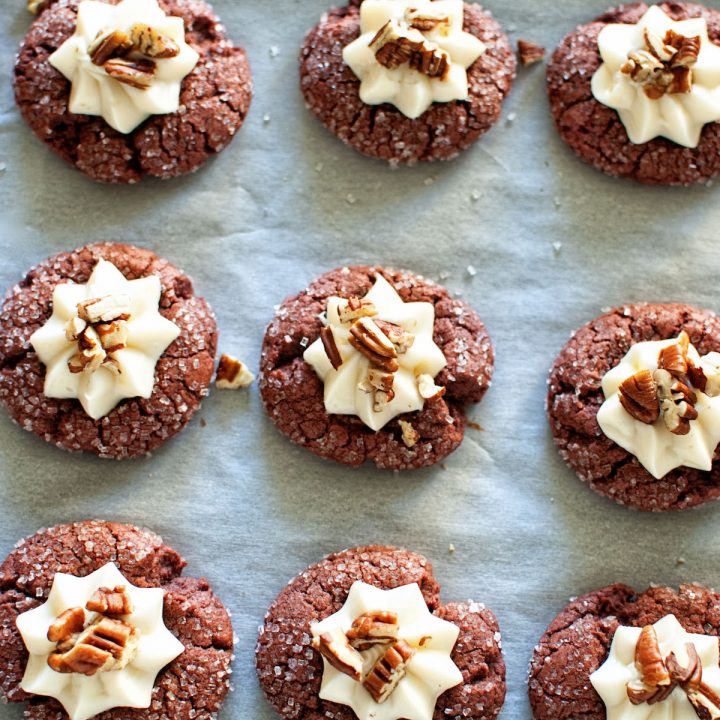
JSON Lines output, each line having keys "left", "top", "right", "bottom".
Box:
{"left": 320, "top": 327, "right": 343, "bottom": 370}
{"left": 48, "top": 617, "right": 138, "bottom": 675}
{"left": 658, "top": 337, "right": 689, "bottom": 377}
{"left": 517, "top": 39, "right": 546, "bottom": 66}
{"left": 77, "top": 295, "right": 131, "bottom": 324}
{"left": 104, "top": 58, "right": 156, "bottom": 90}
{"left": 375, "top": 320, "right": 415, "bottom": 355}
{"left": 404, "top": 7, "right": 449, "bottom": 32}
{"left": 417, "top": 373, "right": 446, "bottom": 401}
{"left": 635, "top": 625, "right": 672, "bottom": 688}
{"left": 363, "top": 639, "right": 416, "bottom": 703}
{"left": 47, "top": 607, "right": 86, "bottom": 643}
{"left": 129, "top": 23, "right": 181, "bottom": 59}
{"left": 216, "top": 354, "right": 255, "bottom": 389}
{"left": 89, "top": 30, "right": 133, "bottom": 66}
{"left": 619, "top": 370, "right": 660, "bottom": 424}
{"left": 399, "top": 419, "right": 420, "bottom": 448}
{"left": 27, "top": 0, "right": 51, "bottom": 15}
{"left": 86, "top": 586, "right": 132, "bottom": 616}
{"left": 312, "top": 628, "right": 363, "bottom": 682}
{"left": 346, "top": 611, "right": 399, "bottom": 651}
{"left": 666, "top": 30, "right": 701, "bottom": 67}
{"left": 365, "top": 368, "right": 396, "bottom": 411}
{"left": 644, "top": 27, "right": 677, "bottom": 62}
{"left": 69, "top": 326, "right": 107, "bottom": 374}
{"left": 370, "top": 20, "right": 449, "bottom": 79}
{"left": 95, "top": 320, "right": 128, "bottom": 353}
{"left": 654, "top": 369, "right": 698, "bottom": 435}
{"left": 65, "top": 317, "right": 87, "bottom": 342}
{"left": 349, "top": 318, "right": 400, "bottom": 373}
{"left": 338, "top": 297, "right": 378, "bottom": 324}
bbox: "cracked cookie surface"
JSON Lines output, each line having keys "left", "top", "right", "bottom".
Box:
{"left": 256, "top": 545, "right": 506, "bottom": 720}
{"left": 259, "top": 266, "right": 494, "bottom": 470}
{"left": 547, "top": 2, "right": 720, "bottom": 186}
{"left": 0, "top": 242, "right": 217, "bottom": 459}
{"left": 299, "top": 3, "right": 515, "bottom": 164}
{"left": 0, "top": 520, "right": 234, "bottom": 719}
{"left": 547, "top": 303, "right": 720, "bottom": 511}
{"left": 528, "top": 583, "right": 720, "bottom": 720}
{"left": 14, "top": 0, "right": 253, "bottom": 184}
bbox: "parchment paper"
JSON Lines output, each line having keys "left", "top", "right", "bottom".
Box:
{"left": 2, "top": 1, "right": 720, "bottom": 718}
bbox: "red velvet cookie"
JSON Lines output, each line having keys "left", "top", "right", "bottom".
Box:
{"left": 528, "top": 583, "right": 720, "bottom": 720}
{"left": 547, "top": 2, "right": 720, "bottom": 185}
{"left": 547, "top": 303, "right": 720, "bottom": 511}
{"left": 300, "top": 2, "right": 515, "bottom": 164}
{"left": 259, "top": 266, "right": 494, "bottom": 470}
{"left": 0, "top": 520, "right": 233, "bottom": 719}
{"left": 15, "top": 0, "right": 253, "bottom": 184}
{"left": 0, "top": 242, "right": 217, "bottom": 459}
{"left": 256, "top": 546, "right": 506, "bottom": 720}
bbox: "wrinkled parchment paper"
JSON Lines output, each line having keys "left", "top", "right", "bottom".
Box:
{"left": 2, "top": 1, "right": 720, "bottom": 718}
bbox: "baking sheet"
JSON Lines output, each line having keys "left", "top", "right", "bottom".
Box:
{"left": 2, "top": 0, "right": 720, "bottom": 718}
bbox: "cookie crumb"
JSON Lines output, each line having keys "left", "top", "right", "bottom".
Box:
{"left": 200, "top": 417, "right": 207, "bottom": 428}
{"left": 216, "top": 354, "right": 255, "bottom": 390}
{"left": 345, "top": 193, "right": 357, "bottom": 205}
{"left": 262, "top": 113, "right": 271, "bottom": 124}
{"left": 448, "top": 543, "right": 455, "bottom": 553}
{"left": 269, "top": 45, "right": 280, "bottom": 58}
{"left": 466, "top": 265, "right": 477, "bottom": 277}
{"left": 467, "top": 420, "right": 484, "bottom": 431}
{"left": 677, "top": 556, "right": 686, "bottom": 565}
{"left": 552, "top": 241, "right": 563, "bottom": 254}
{"left": 505, "top": 111, "right": 517, "bottom": 126}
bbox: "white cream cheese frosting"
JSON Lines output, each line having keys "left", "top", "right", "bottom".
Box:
{"left": 29, "top": 258, "right": 180, "bottom": 420}
{"left": 342, "top": 0, "right": 486, "bottom": 119}
{"left": 597, "top": 334, "right": 720, "bottom": 479}
{"left": 16, "top": 562, "right": 184, "bottom": 720}
{"left": 591, "top": 614, "right": 720, "bottom": 720}
{"left": 49, "top": 0, "right": 199, "bottom": 134}
{"left": 591, "top": 5, "right": 720, "bottom": 147}
{"left": 311, "top": 581, "right": 462, "bottom": 720}
{"left": 303, "top": 274, "right": 447, "bottom": 432}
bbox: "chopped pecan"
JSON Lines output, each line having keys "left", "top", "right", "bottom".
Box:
{"left": 27, "top": 0, "right": 51, "bottom": 15}
{"left": 417, "top": 373, "right": 446, "bottom": 401}
{"left": 77, "top": 295, "right": 131, "bottom": 324}
{"left": 312, "top": 628, "right": 363, "bottom": 682}
{"left": 666, "top": 29, "right": 701, "bottom": 67}
{"left": 216, "top": 354, "right": 255, "bottom": 389}
{"left": 618, "top": 370, "right": 660, "bottom": 424}
{"left": 644, "top": 27, "right": 677, "bottom": 62}
{"left": 349, "top": 318, "right": 400, "bottom": 373}
{"left": 89, "top": 30, "right": 133, "bottom": 66}
{"left": 670, "top": 67, "right": 693, "bottom": 94}
{"left": 399, "top": 419, "right": 420, "bottom": 448}
{"left": 654, "top": 369, "right": 698, "bottom": 435}
{"left": 104, "top": 58, "right": 156, "bottom": 90}
{"left": 346, "top": 611, "right": 399, "bottom": 651}
{"left": 95, "top": 320, "right": 129, "bottom": 353}
{"left": 69, "top": 326, "right": 107, "bottom": 374}
{"left": 86, "top": 586, "right": 132, "bottom": 616}
{"left": 365, "top": 368, "right": 396, "bottom": 411}
{"left": 129, "top": 23, "right": 181, "bottom": 59}
{"left": 375, "top": 320, "right": 415, "bottom": 355}
{"left": 370, "top": 20, "right": 449, "bottom": 79}
{"left": 47, "top": 607, "right": 86, "bottom": 643}
{"left": 517, "top": 39, "right": 546, "bottom": 66}
{"left": 338, "top": 297, "right": 378, "bottom": 324}
{"left": 363, "top": 639, "right": 415, "bottom": 703}
{"left": 404, "top": 7, "right": 449, "bottom": 32}
{"left": 320, "top": 327, "right": 343, "bottom": 370}
{"left": 48, "top": 617, "right": 139, "bottom": 676}
{"left": 65, "top": 317, "right": 87, "bottom": 342}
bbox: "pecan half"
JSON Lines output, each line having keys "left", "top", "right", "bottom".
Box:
{"left": 89, "top": 30, "right": 133, "bottom": 66}
{"left": 320, "top": 327, "right": 343, "bottom": 370}
{"left": 517, "top": 39, "right": 546, "bottom": 66}
{"left": 666, "top": 29, "right": 701, "bottom": 67}
{"left": 216, "top": 354, "right": 255, "bottom": 389}
{"left": 86, "top": 586, "right": 132, "bottom": 616}
{"left": 363, "top": 639, "right": 415, "bottom": 703}
{"left": 346, "top": 611, "right": 399, "bottom": 651}
{"left": 658, "top": 339, "right": 689, "bottom": 378}
{"left": 48, "top": 617, "right": 138, "bottom": 676}
{"left": 635, "top": 625, "right": 672, "bottom": 688}
{"left": 129, "top": 23, "right": 180, "bottom": 59}
{"left": 338, "top": 297, "right": 378, "bottom": 324}
{"left": 619, "top": 370, "right": 660, "bottom": 424}
{"left": 104, "top": 58, "right": 156, "bottom": 90}
{"left": 312, "top": 628, "right": 363, "bottom": 682}
{"left": 47, "top": 607, "right": 86, "bottom": 643}
{"left": 349, "top": 318, "right": 400, "bottom": 373}
{"left": 398, "top": 419, "right": 420, "bottom": 448}
{"left": 654, "top": 369, "right": 698, "bottom": 435}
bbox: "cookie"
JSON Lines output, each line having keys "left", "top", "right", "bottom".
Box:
{"left": 0, "top": 520, "right": 234, "bottom": 719}
{"left": 0, "top": 242, "right": 217, "bottom": 459}
{"left": 547, "top": 2, "right": 720, "bottom": 186}
{"left": 15, "top": 0, "right": 253, "bottom": 184}
{"left": 259, "top": 266, "right": 494, "bottom": 470}
{"left": 547, "top": 303, "right": 720, "bottom": 511}
{"left": 256, "top": 545, "right": 506, "bottom": 720}
{"left": 300, "top": 1, "right": 515, "bottom": 164}
{"left": 528, "top": 583, "right": 720, "bottom": 720}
